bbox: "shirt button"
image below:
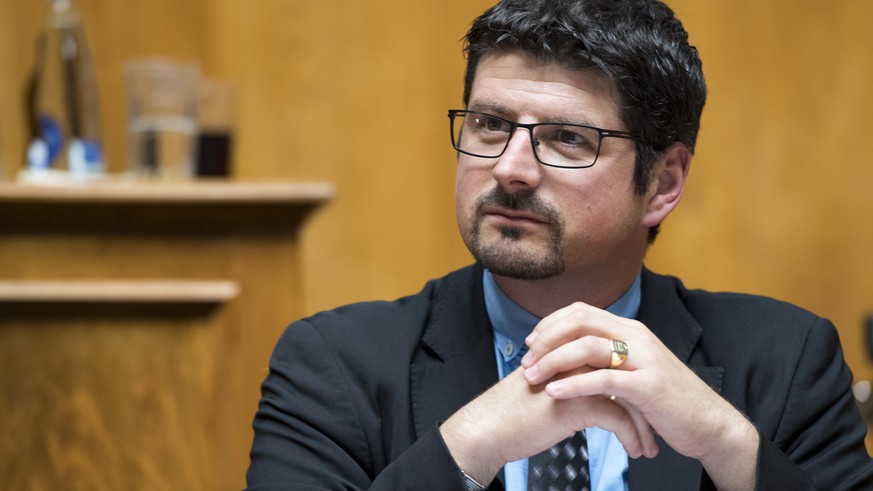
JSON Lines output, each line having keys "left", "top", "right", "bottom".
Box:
{"left": 504, "top": 340, "right": 514, "bottom": 357}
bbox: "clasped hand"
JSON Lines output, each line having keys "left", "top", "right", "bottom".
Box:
{"left": 441, "top": 302, "right": 758, "bottom": 489}
{"left": 520, "top": 302, "right": 759, "bottom": 488}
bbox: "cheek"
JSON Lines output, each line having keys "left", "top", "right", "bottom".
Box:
{"left": 454, "top": 187, "right": 469, "bottom": 235}
{"left": 454, "top": 163, "right": 480, "bottom": 233}
{"left": 455, "top": 161, "right": 491, "bottom": 214}
{"left": 557, "top": 180, "right": 644, "bottom": 244}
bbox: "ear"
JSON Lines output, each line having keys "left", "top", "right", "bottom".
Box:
{"left": 641, "top": 142, "right": 691, "bottom": 229}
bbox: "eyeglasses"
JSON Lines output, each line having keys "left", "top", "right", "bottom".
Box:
{"left": 448, "top": 109, "right": 638, "bottom": 169}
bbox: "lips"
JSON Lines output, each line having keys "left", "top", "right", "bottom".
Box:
{"left": 481, "top": 206, "right": 550, "bottom": 227}
{"left": 472, "top": 186, "right": 560, "bottom": 232}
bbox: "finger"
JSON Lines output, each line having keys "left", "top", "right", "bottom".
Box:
{"left": 523, "top": 336, "right": 612, "bottom": 385}
{"left": 545, "top": 365, "right": 627, "bottom": 401}
{"left": 522, "top": 305, "right": 595, "bottom": 367}
{"left": 548, "top": 371, "right": 660, "bottom": 458}
{"left": 569, "top": 395, "right": 650, "bottom": 459}
{"left": 610, "top": 396, "right": 660, "bottom": 458}
{"left": 524, "top": 303, "right": 637, "bottom": 366}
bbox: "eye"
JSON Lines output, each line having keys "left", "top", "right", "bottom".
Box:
{"left": 472, "top": 115, "right": 511, "bottom": 133}
{"left": 543, "top": 127, "right": 596, "bottom": 149}
{"left": 566, "top": 130, "right": 595, "bottom": 147}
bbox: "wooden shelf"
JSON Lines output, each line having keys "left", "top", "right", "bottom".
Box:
{"left": 0, "top": 179, "right": 335, "bottom": 235}
{"left": 0, "top": 179, "right": 335, "bottom": 205}
{"left": 0, "top": 280, "right": 240, "bottom": 304}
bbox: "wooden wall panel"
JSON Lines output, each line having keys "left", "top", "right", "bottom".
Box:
{"left": 223, "top": 0, "right": 491, "bottom": 313}
{"left": 0, "top": 1, "right": 40, "bottom": 181}
{"left": 650, "top": 0, "right": 873, "bottom": 386}
{"left": 0, "top": 312, "right": 227, "bottom": 489}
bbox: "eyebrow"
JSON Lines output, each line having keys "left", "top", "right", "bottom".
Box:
{"left": 467, "top": 100, "right": 512, "bottom": 117}
{"left": 467, "top": 99, "right": 599, "bottom": 127}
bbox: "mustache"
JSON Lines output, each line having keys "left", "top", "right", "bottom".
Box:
{"left": 474, "top": 186, "right": 559, "bottom": 223}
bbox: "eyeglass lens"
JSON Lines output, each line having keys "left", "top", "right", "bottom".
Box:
{"left": 451, "top": 112, "right": 602, "bottom": 168}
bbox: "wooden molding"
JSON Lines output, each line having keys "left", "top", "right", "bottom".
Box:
{"left": 0, "top": 280, "right": 240, "bottom": 304}
{"left": 0, "top": 180, "right": 335, "bottom": 235}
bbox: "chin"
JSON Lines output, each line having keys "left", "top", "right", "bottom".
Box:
{"left": 472, "top": 239, "right": 566, "bottom": 281}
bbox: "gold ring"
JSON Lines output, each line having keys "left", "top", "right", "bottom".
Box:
{"left": 609, "top": 339, "right": 628, "bottom": 368}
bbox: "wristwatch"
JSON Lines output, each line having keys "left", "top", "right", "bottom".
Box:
{"left": 460, "top": 469, "right": 487, "bottom": 491}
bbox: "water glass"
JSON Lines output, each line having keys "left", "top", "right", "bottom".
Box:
{"left": 124, "top": 59, "right": 200, "bottom": 180}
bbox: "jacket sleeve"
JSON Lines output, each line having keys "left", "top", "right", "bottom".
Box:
{"left": 753, "top": 317, "right": 873, "bottom": 490}
{"left": 245, "top": 319, "right": 470, "bottom": 491}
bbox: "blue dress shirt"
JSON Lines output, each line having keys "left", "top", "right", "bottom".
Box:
{"left": 483, "top": 270, "right": 641, "bottom": 491}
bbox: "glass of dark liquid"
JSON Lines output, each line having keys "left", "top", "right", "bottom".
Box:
{"left": 196, "top": 79, "right": 235, "bottom": 177}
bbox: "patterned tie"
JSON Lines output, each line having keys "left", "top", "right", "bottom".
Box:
{"left": 527, "top": 431, "right": 589, "bottom": 491}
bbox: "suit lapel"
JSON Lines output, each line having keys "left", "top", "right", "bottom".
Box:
{"left": 410, "top": 265, "right": 500, "bottom": 438}
{"left": 628, "top": 269, "right": 724, "bottom": 490}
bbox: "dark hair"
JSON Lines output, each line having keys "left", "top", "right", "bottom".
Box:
{"left": 463, "top": 0, "right": 707, "bottom": 242}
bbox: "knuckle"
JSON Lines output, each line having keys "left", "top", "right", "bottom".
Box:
{"left": 581, "top": 335, "right": 601, "bottom": 352}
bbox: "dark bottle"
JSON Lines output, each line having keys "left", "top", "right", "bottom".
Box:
{"left": 26, "top": 0, "right": 104, "bottom": 179}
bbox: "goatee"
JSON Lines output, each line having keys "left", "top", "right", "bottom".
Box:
{"left": 467, "top": 186, "right": 565, "bottom": 280}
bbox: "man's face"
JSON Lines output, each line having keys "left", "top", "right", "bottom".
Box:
{"left": 455, "top": 51, "right": 651, "bottom": 281}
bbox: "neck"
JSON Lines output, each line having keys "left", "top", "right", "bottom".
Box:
{"left": 491, "top": 260, "right": 643, "bottom": 318}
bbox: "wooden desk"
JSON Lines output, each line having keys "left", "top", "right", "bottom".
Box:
{"left": 0, "top": 180, "right": 333, "bottom": 490}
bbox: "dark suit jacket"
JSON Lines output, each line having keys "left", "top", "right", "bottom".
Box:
{"left": 247, "top": 264, "right": 873, "bottom": 490}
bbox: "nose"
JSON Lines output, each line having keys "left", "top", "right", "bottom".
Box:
{"left": 492, "top": 127, "right": 543, "bottom": 193}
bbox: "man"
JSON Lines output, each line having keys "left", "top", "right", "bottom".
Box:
{"left": 246, "top": 0, "right": 873, "bottom": 489}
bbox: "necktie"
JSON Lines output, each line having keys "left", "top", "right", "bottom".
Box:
{"left": 527, "top": 431, "right": 589, "bottom": 491}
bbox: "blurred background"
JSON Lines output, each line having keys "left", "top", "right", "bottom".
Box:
{"left": 1, "top": 0, "right": 871, "bottom": 489}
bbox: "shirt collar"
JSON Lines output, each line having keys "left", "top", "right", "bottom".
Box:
{"left": 484, "top": 269, "right": 642, "bottom": 367}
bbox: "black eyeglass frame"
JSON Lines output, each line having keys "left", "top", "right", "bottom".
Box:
{"left": 448, "top": 109, "right": 639, "bottom": 169}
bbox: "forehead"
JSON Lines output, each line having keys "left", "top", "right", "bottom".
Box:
{"left": 468, "top": 51, "right": 623, "bottom": 128}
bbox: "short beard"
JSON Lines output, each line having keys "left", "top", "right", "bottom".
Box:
{"left": 468, "top": 187, "right": 565, "bottom": 280}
